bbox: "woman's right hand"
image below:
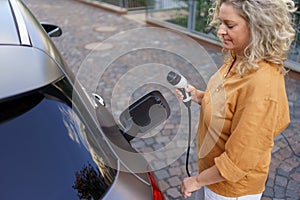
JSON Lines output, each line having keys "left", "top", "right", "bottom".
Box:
{"left": 176, "top": 84, "right": 204, "bottom": 105}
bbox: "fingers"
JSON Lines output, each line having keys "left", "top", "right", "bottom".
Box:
{"left": 185, "top": 84, "right": 195, "bottom": 93}
{"left": 175, "top": 84, "right": 204, "bottom": 105}
{"left": 183, "top": 192, "right": 192, "bottom": 199}
{"left": 180, "top": 179, "right": 192, "bottom": 198}
{"left": 175, "top": 88, "right": 184, "bottom": 100}
{"left": 176, "top": 85, "right": 194, "bottom": 98}
{"left": 181, "top": 186, "right": 192, "bottom": 198}
{"left": 180, "top": 175, "right": 203, "bottom": 198}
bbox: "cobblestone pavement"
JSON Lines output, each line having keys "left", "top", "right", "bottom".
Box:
{"left": 23, "top": 0, "right": 299, "bottom": 199}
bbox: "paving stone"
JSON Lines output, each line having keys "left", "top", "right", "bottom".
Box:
{"left": 286, "top": 189, "right": 300, "bottom": 200}
{"left": 166, "top": 187, "right": 182, "bottom": 199}
{"left": 158, "top": 179, "right": 170, "bottom": 191}
{"left": 275, "top": 138, "right": 289, "bottom": 148}
{"left": 170, "top": 160, "right": 180, "bottom": 167}
{"left": 291, "top": 171, "right": 300, "bottom": 182}
{"left": 263, "top": 186, "right": 274, "bottom": 197}
{"left": 287, "top": 198, "right": 299, "bottom": 200}
{"left": 167, "top": 176, "right": 181, "bottom": 187}
{"left": 144, "top": 137, "right": 155, "bottom": 145}
{"left": 261, "top": 197, "right": 272, "bottom": 200}
{"left": 131, "top": 139, "right": 146, "bottom": 148}
{"left": 151, "top": 160, "right": 167, "bottom": 170}
{"left": 275, "top": 175, "right": 288, "bottom": 187}
{"left": 152, "top": 143, "right": 164, "bottom": 150}
{"left": 285, "top": 157, "right": 300, "bottom": 169}
{"left": 294, "top": 104, "right": 300, "bottom": 118}
{"left": 269, "top": 162, "right": 279, "bottom": 173}
{"left": 280, "top": 162, "right": 297, "bottom": 172}
{"left": 279, "top": 147, "right": 293, "bottom": 159}
{"left": 155, "top": 135, "right": 170, "bottom": 144}
{"left": 277, "top": 168, "right": 290, "bottom": 177}
{"left": 140, "top": 146, "right": 154, "bottom": 153}
{"left": 287, "top": 179, "right": 300, "bottom": 191}
{"left": 266, "top": 177, "right": 275, "bottom": 187}
{"left": 268, "top": 171, "right": 276, "bottom": 180}
{"left": 272, "top": 144, "right": 280, "bottom": 154}
{"left": 166, "top": 158, "right": 178, "bottom": 166}
{"left": 155, "top": 169, "right": 170, "bottom": 180}
{"left": 168, "top": 167, "right": 182, "bottom": 176}
{"left": 274, "top": 185, "right": 285, "bottom": 199}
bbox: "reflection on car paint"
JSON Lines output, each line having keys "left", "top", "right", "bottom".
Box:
{"left": 59, "top": 105, "right": 89, "bottom": 149}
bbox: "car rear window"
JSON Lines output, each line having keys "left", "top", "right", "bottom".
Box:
{"left": 0, "top": 78, "right": 117, "bottom": 199}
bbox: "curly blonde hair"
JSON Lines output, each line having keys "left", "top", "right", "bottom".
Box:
{"left": 209, "top": 0, "right": 297, "bottom": 74}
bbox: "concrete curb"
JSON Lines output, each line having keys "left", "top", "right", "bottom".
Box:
{"left": 75, "top": 0, "right": 127, "bottom": 15}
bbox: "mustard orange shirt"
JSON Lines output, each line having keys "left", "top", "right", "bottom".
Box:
{"left": 197, "top": 59, "right": 290, "bottom": 197}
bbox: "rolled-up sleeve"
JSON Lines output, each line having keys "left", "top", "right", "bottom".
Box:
{"left": 215, "top": 98, "right": 278, "bottom": 183}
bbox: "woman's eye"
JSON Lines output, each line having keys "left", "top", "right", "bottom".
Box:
{"left": 227, "top": 25, "right": 234, "bottom": 29}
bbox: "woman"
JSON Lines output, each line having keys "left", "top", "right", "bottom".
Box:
{"left": 179, "top": 0, "right": 296, "bottom": 199}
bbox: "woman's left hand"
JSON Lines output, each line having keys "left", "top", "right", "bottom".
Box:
{"left": 180, "top": 175, "right": 202, "bottom": 198}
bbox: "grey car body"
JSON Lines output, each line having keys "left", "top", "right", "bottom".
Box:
{"left": 0, "top": 0, "right": 164, "bottom": 199}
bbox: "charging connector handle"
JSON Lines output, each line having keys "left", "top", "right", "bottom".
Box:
{"left": 167, "top": 71, "right": 191, "bottom": 107}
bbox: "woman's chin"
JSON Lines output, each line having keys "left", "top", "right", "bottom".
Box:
{"left": 222, "top": 44, "right": 234, "bottom": 51}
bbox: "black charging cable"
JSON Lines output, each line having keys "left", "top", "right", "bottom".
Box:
{"left": 186, "top": 105, "right": 192, "bottom": 177}
{"left": 181, "top": 94, "right": 192, "bottom": 177}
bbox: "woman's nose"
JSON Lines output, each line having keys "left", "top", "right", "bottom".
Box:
{"left": 217, "top": 25, "right": 227, "bottom": 36}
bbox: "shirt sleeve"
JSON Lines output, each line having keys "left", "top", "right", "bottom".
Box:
{"left": 214, "top": 98, "right": 279, "bottom": 183}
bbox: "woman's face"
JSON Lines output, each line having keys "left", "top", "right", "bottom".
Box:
{"left": 217, "top": 2, "right": 251, "bottom": 56}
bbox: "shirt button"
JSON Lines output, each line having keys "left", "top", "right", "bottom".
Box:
{"left": 216, "top": 86, "right": 221, "bottom": 92}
